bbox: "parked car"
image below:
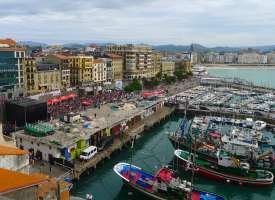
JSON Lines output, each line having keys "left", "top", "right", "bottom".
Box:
{"left": 80, "top": 146, "right": 97, "bottom": 160}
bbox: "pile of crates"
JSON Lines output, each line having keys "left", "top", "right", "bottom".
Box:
{"left": 25, "top": 122, "right": 55, "bottom": 137}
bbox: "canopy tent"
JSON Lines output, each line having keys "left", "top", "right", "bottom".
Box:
{"left": 143, "top": 89, "right": 165, "bottom": 98}
{"left": 81, "top": 100, "right": 92, "bottom": 106}
{"left": 47, "top": 92, "right": 77, "bottom": 105}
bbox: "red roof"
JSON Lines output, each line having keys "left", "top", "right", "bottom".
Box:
{"left": 0, "top": 38, "right": 16, "bottom": 46}
{"left": 53, "top": 54, "right": 70, "bottom": 60}
{"left": 106, "top": 53, "right": 122, "bottom": 59}
{"left": 0, "top": 168, "right": 48, "bottom": 193}
{"left": 94, "top": 59, "right": 104, "bottom": 64}
{"left": 0, "top": 145, "right": 29, "bottom": 155}
{"left": 88, "top": 44, "right": 98, "bottom": 48}
{"left": 0, "top": 47, "right": 25, "bottom": 52}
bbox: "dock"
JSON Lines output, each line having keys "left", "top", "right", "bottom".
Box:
{"left": 73, "top": 106, "right": 174, "bottom": 179}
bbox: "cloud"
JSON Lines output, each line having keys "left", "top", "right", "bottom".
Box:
{"left": 0, "top": 0, "right": 275, "bottom": 46}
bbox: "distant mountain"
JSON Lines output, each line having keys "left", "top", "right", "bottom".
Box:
{"left": 62, "top": 43, "right": 86, "bottom": 48}
{"left": 17, "top": 41, "right": 275, "bottom": 53}
{"left": 18, "top": 41, "right": 48, "bottom": 47}
{"left": 153, "top": 44, "right": 190, "bottom": 52}
{"left": 154, "top": 44, "right": 275, "bottom": 53}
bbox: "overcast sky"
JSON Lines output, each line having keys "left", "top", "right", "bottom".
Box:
{"left": 0, "top": 0, "right": 274, "bottom": 46}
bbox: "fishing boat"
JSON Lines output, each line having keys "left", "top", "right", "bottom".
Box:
{"left": 114, "top": 162, "right": 224, "bottom": 200}
{"left": 174, "top": 149, "right": 274, "bottom": 186}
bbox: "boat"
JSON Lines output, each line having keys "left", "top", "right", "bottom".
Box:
{"left": 221, "top": 133, "right": 259, "bottom": 158}
{"left": 253, "top": 121, "right": 267, "bottom": 131}
{"left": 114, "top": 162, "right": 225, "bottom": 200}
{"left": 174, "top": 149, "right": 274, "bottom": 186}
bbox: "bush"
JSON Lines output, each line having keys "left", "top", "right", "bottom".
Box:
{"left": 164, "top": 75, "right": 176, "bottom": 84}
{"left": 124, "top": 79, "right": 142, "bottom": 92}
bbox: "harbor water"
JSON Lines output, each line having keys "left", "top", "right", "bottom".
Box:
{"left": 207, "top": 67, "right": 275, "bottom": 88}
{"left": 72, "top": 115, "right": 275, "bottom": 200}
{"left": 73, "top": 67, "right": 275, "bottom": 200}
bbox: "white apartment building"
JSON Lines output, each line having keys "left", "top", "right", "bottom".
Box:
{"left": 93, "top": 59, "right": 107, "bottom": 84}
{"left": 267, "top": 52, "right": 275, "bottom": 64}
{"left": 237, "top": 53, "right": 265, "bottom": 64}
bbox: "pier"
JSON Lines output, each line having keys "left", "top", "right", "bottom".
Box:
{"left": 73, "top": 106, "right": 174, "bottom": 179}
{"left": 175, "top": 107, "right": 275, "bottom": 126}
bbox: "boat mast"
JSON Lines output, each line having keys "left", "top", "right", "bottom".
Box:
{"left": 129, "top": 135, "right": 136, "bottom": 181}
{"left": 190, "top": 126, "right": 196, "bottom": 199}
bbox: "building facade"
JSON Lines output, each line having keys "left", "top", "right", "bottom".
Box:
{"left": 267, "top": 52, "right": 275, "bottom": 64}
{"left": 152, "top": 53, "right": 162, "bottom": 77}
{"left": 92, "top": 59, "right": 107, "bottom": 84}
{"left": 36, "top": 63, "right": 61, "bottom": 92}
{"left": 24, "top": 58, "right": 37, "bottom": 95}
{"left": 105, "top": 44, "right": 153, "bottom": 80}
{"left": 105, "top": 54, "right": 123, "bottom": 81}
{"left": 237, "top": 53, "right": 264, "bottom": 64}
{"left": 0, "top": 145, "right": 29, "bottom": 174}
{"left": 161, "top": 60, "right": 175, "bottom": 77}
{"left": 69, "top": 55, "right": 93, "bottom": 86}
{"left": 45, "top": 54, "right": 71, "bottom": 88}
{"left": 0, "top": 46, "right": 25, "bottom": 99}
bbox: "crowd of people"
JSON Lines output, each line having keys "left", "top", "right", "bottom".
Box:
{"left": 47, "top": 89, "right": 140, "bottom": 118}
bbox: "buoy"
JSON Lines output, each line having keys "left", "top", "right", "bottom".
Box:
{"left": 226, "top": 179, "right": 230, "bottom": 183}
{"left": 128, "top": 191, "right": 133, "bottom": 196}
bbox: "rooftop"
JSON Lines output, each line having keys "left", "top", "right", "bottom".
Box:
{"left": 94, "top": 59, "right": 105, "bottom": 64}
{"left": 37, "top": 63, "right": 59, "bottom": 71}
{"left": 0, "top": 38, "right": 16, "bottom": 47}
{"left": 0, "top": 47, "right": 25, "bottom": 52}
{"left": 8, "top": 98, "right": 45, "bottom": 107}
{"left": 14, "top": 99, "right": 161, "bottom": 149}
{"left": 0, "top": 145, "right": 29, "bottom": 156}
{"left": 53, "top": 54, "right": 70, "bottom": 60}
{"left": 0, "top": 168, "right": 48, "bottom": 194}
{"left": 105, "top": 53, "right": 122, "bottom": 59}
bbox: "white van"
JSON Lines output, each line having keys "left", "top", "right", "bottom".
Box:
{"left": 80, "top": 146, "right": 97, "bottom": 160}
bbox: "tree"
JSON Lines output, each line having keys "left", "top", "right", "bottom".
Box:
{"left": 124, "top": 79, "right": 142, "bottom": 92}
{"left": 174, "top": 69, "right": 185, "bottom": 80}
{"left": 164, "top": 74, "right": 176, "bottom": 84}
{"left": 156, "top": 71, "right": 162, "bottom": 81}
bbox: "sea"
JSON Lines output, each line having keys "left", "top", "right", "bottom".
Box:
{"left": 207, "top": 66, "right": 275, "bottom": 88}
{"left": 72, "top": 67, "right": 275, "bottom": 200}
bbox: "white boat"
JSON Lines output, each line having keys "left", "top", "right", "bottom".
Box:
{"left": 221, "top": 134, "right": 258, "bottom": 157}
{"left": 253, "top": 121, "right": 267, "bottom": 131}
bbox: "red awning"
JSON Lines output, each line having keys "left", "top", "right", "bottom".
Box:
{"left": 81, "top": 100, "right": 91, "bottom": 106}
{"left": 68, "top": 93, "right": 76, "bottom": 98}
{"left": 47, "top": 98, "right": 61, "bottom": 105}
{"left": 143, "top": 89, "right": 165, "bottom": 97}
{"left": 59, "top": 96, "right": 69, "bottom": 101}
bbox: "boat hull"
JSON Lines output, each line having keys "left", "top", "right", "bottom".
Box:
{"left": 114, "top": 162, "right": 225, "bottom": 200}
{"left": 169, "top": 136, "right": 275, "bottom": 174}
{"left": 174, "top": 150, "right": 274, "bottom": 187}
